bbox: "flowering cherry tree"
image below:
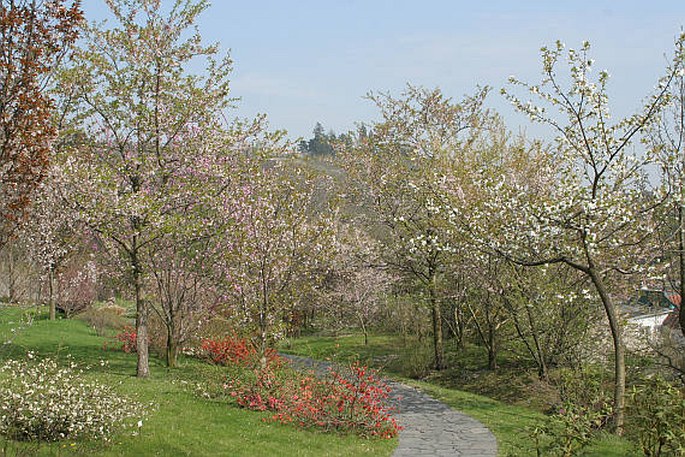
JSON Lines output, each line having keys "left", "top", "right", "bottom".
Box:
{"left": 323, "top": 226, "right": 395, "bottom": 346}
{"left": 145, "top": 235, "right": 220, "bottom": 368}
{"left": 649, "top": 33, "right": 685, "bottom": 338}
{"left": 63, "top": 0, "right": 232, "bottom": 377}
{"left": 20, "top": 159, "right": 81, "bottom": 320}
{"left": 462, "top": 40, "right": 678, "bottom": 433}
{"left": 214, "top": 152, "right": 336, "bottom": 369}
{"left": 340, "top": 85, "right": 488, "bottom": 370}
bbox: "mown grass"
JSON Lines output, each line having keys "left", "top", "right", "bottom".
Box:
{"left": 280, "top": 333, "right": 403, "bottom": 367}
{"left": 280, "top": 331, "right": 640, "bottom": 457}
{"left": 0, "top": 306, "right": 396, "bottom": 457}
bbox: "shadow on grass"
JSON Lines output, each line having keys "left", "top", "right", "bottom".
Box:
{"left": 0, "top": 309, "right": 163, "bottom": 377}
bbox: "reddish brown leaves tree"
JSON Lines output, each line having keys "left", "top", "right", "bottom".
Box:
{"left": 0, "top": 0, "right": 82, "bottom": 247}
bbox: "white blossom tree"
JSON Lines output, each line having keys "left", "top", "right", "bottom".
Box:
{"left": 650, "top": 32, "right": 685, "bottom": 338}
{"left": 20, "top": 160, "right": 81, "bottom": 320}
{"left": 339, "top": 86, "right": 489, "bottom": 370}
{"left": 452, "top": 40, "right": 678, "bottom": 434}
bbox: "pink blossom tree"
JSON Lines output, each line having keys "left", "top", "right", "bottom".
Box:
{"left": 214, "top": 151, "right": 337, "bottom": 369}
{"left": 323, "top": 226, "right": 394, "bottom": 346}
{"left": 62, "top": 0, "right": 232, "bottom": 377}
{"left": 20, "top": 160, "right": 81, "bottom": 320}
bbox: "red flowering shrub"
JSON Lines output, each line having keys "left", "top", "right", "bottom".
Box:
{"left": 200, "top": 336, "right": 280, "bottom": 369}
{"left": 223, "top": 362, "right": 401, "bottom": 438}
{"left": 103, "top": 323, "right": 164, "bottom": 356}
{"left": 112, "top": 326, "right": 137, "bottom": 353}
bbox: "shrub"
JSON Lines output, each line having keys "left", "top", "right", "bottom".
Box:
{"left": 552, "top": 366, "right": 613, "bottom": 429}
{"left": 105, "top": 322, "right": 165, "bottom": 356}
{"left": 222, "top": 362, "right": 400, "bottom": 439}
{"left": 0, "top": 355, "right": 143, "bottom": 442}
{"left": 391, "top": 342, "right": 432, "bottom": 379}
{"left": 531, "top": 401, "right": 606, "bottom": 457}
{"left": 200, "top": 336, "right": 280, "bottom": 369}
{"left": 628, "top": 376, "right": 685, "bottom": 456}
{"left": 145, "top": 310, "right": 176, "bottom": 357}
{"left": 55, "top": 261, "right": 99, "bottom": 318}
{"left": 108, "top": 326, "right": 138, "bottom": 353}
{"left": 78, "top": 306, "right": 128, "bottom": 336}
{"left": 531, "top": 367, "right": 614, "bottom": 456}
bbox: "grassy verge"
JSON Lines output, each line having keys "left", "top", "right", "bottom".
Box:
{"left": 0, "top": 306, "right": 396, "bottom": 457}
{"left": 280, "top": 333, "right": 417, "bottom": 374}
{"left": 280, "top": 332, "right": 639, "bottom": 457}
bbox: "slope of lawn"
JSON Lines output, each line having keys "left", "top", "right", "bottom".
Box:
{"left": 280, "top": 332, "right": 639, "bottom": 457}
{"left": 0, "top": 306, "right": 396, "bottom": 457}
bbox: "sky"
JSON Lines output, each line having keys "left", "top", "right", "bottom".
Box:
{"left": 81, "top": 0, "right": 685, "bottom": 141}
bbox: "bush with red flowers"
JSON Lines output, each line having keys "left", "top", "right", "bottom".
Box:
{"left": 200, "top": 335, "right": 280, "bottom": 369}
{"left": 222, "top": 361, "right": 400, "bottom": 439}
{"left": 112, "top": 325, "right": 137, "bottom": 353}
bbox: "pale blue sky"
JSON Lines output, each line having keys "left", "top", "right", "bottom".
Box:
{"left": 82, "top": 1, "right": 685, "bottom": 140}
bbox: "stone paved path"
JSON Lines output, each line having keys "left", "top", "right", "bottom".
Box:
{"left": 282, "top": 355, "right": 498, "bottom": 457}
{"left": 388, "top": 380, "right": 497, "bottom": 457}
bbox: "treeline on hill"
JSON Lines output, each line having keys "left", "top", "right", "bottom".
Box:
{"left": 2, "top": 0, "right": 685, "bottom": 452}
{"left": 297, "top": 121, "right": 360, "bottom": 156}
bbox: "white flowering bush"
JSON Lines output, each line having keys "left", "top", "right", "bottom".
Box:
{"left": 0, "top": 354, "right": 143, "bottom": 442}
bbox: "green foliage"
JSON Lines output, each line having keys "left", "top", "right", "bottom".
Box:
{"left": 394, "top": 341, "right": 433, "bottom": 379}
{"left": 527, "top": 366, "right": 615, "bottom": 456}
{"left": 298, "top": 122, "right": 352, "bottom": 156}
{"left": 553, "top": 366, "right": 613, "bottom": 425}
{"left": 627, "top": 376, "right": 685, "bottom": 456}
{"left": 298, "top": 122, "right": 335, "bottom": 156}
{"left": 531, "top": 402, "right": 605, "bottom": 457}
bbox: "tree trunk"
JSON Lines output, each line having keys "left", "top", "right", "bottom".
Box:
{"left": 258, "top": 268, "right": 269, "bottom": 370}
{"left": 48, "top": 266, "right": 55, "bottom": 321}
{"left": 486, "top": 306, "right": 498, "bottom": 370}
{"left": 358, "top": 315, "right": 369, "bottom": 346}
{"left": 258, "top": 328, "right": 268, "bottom": 371}
{"left": 8, "top": 248, "right": 16, "bottom": 303}
{"left": 258, "top": 296, "right": 269, "bottom": 370}
{"left": 444, "top": 299, "right": 466, "bottom": 348}
{"left": 429, "top": 278, "right": 445, "bottom": 370}
{"left": 165, "top": 314, "right": 178, "bottom": 368}
{"left": 487, "top": 337, "right": 497, "bottom": 370}
{"left": 588, "top": 267, "right": 625, "bottom": 435}
{"left": 679, "top": 205, "right": 685, "bottom": 338}
{"left": 455, "top": 303, "right": 466, "bottom": 349}
{"left": 133, "top": 250, "right": 150, "bottom": 378}
{"left": 166, "top": 320, "right": 177, "bottom": 368}
{"left": 525, "top": 299, "right": 548, "bottom": 380}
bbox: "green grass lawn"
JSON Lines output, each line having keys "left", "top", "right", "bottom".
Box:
{"left": 280, "top": 332, "right": 640, "bottom": 457}
{"left": 0, "top": 306, "right": 396, "bottom": 457}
